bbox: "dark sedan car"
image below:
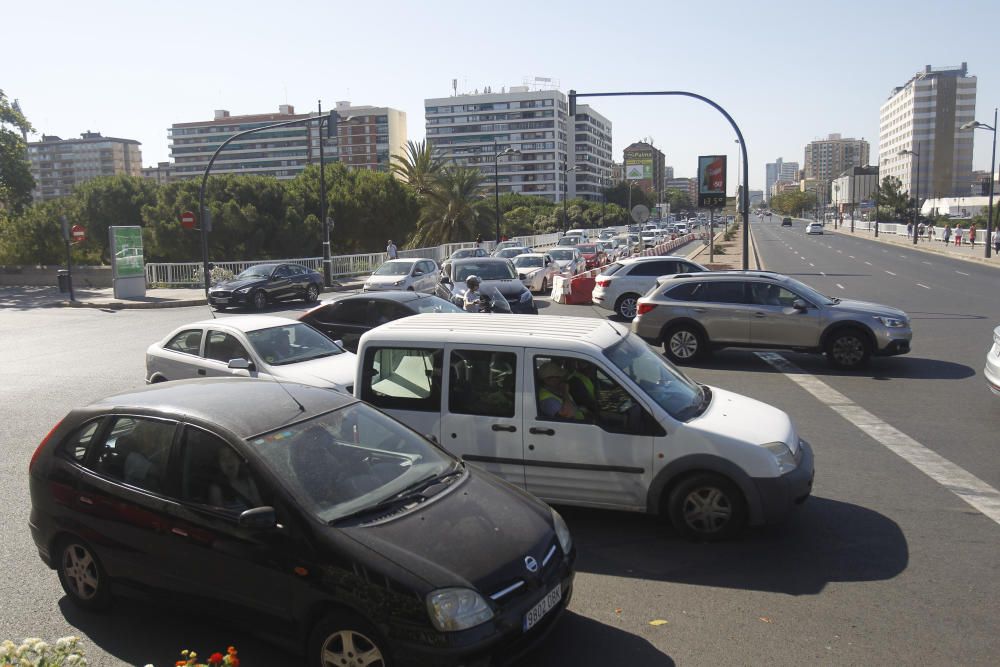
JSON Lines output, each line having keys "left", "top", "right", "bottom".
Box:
{"left": 781, "top": 217, "right": 793, "bottom": 227}
{"left": 29, "top": 379, "right": 575, "bottom": 666}
{"left": 209, "top": 263, "right": 323, "bottom": 311}
{"left": 300, "top": 291, "right": 463, "bottom": 352}
{"left": 441, "top": 257, "right": 538, "bottom": 314}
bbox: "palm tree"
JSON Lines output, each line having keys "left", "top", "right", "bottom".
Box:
{"left": 410, "top": 166, "right": 494, "bottom": 246}
{"left": 390, "top": 140, "right": 446, "bottom": 198}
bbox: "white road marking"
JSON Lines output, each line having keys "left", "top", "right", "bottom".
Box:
{"left": 836, "top": 283, "right": 844, "bottom": 290}
{"left": 820, "top": 271, "right": 826, "bottom": 276}
{"left": 848, "top": 255, "right": 855, "bottom": 259}
{"left": 917, "top": 283, "right": 930, "bottom": 289}
{"left": 882, "top": 249, "right": 888, "bottom": 253}
{"left": 922, "top": 261, "right": 932, "bottom": 265}
{"left": 900, "top": 255, "right": 908, "bottom": 259}
{"left": 864, "top": 261, "right": 872, "bottom": 266}
{"left": 756, "top": 352, "right": 1000, "bottom": 526}
{"left": 837, "top": 250, "right": 843, "bottom": 254}
{"left": 885, "top": 270, "right": 896, "bottom": 276}
{"left": 809, "top": 262, "right": 815, "bottom": 267}
{"left": 957, "top": 270, "right": 970, "bottom": 276}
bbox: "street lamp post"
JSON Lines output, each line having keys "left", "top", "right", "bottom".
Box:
{"left": 962, "top": 109, "right": 997, "bottom": 258}
{"left": 492, "top": 141, "right": 520, "bottom": 242}
{"left": 899, "top": 141, "right": 922, "bottom": 245}
{"left": 562, "top": 160, "right": 578, "bottom": 233}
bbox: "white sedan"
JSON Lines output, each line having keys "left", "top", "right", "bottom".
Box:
{"left": 806, "top": 222, "right": 824, "bottom": 235}
{"left": 145, "top": 315, "right": 357, "bottom": 391}
{"left": 986, "top": 325, "right": 1000, "bottom": 395}
{"left": 512, "top": 253, "right": 559, "bottom": 294}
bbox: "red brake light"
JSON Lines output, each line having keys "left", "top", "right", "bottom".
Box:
{"left": 637, "top": 303, "right": 657, "bottom": 316}
{"left": 30, "top": 419, "right": 63, "bottom": 473}
{"left": 596, "top": 279, "right": 610, "bottom": 287}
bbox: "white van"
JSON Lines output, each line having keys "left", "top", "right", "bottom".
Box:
{"left": 354, "top": 314, "right": 814, "bottom": 540}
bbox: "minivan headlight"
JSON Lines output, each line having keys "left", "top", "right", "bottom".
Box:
{"left": 426, "top": 588, "right": 494, "bottom": 632}
{"left": 552, "top": 508, "right": 573, "bottom": 555}
{"left": 763, "top": 441, "right": 798, "bottom": 474}
{"left": 875, "top": 316, "right": 906, "bottom": 328}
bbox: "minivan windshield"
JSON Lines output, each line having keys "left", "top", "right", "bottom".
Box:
{"left": 604, "top": 333, "right": 706, "bottom": 421}
{"left": 251, "top": 402, "right": 457, "bottom": 523}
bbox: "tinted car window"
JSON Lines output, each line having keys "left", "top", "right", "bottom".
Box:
{"left": 664, "top": 282, "right": 706, "bottom": 301}
{"left": 90, "top": 416, "right": 176, "bottom": 494}
{"left": 165, "top": 329, "right": 203, "bottom": 355}
{"left": 273, "top": 265, "right": 292, "bottom": 278}
{"left": 205, "top": 331, "right": 251, "bottom": 363}
{"left": 628, "top": 261, "right": 678, "bottom": 277}
{"left": 749, "top": 282, "right": 801, "bottom": 307}
{"left": 704, "top": 282, "right": 747, "bottom": 304}
{"left": 178, "top": 426, "right": 263, "bottom": 513}
{"left": 322, "top": 300, "right": 369, "bottom": 325}
{"left": 60, "top": 419, "right": 103, "bottom": 464}
{"left": 600, "top": 262, "right": 625, "bottom": 277}
{"left": 449, "top": 349, "right": 516, "bottom": 418}
{"left": 411, "top": 296, "right": 462, "bottom": 314}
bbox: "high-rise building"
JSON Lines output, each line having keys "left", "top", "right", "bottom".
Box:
{"left": 879, "top": 63, "right": 977, "bottom": 200}
{"left": 765, "top": 159, "right": 782, "bottom": 203}
{"left": 141, "top": 161, "right": 173, "bottom": 185}
{"left": 779, "top": 161, "right": 800, "bottom": 182}
{"left": 664, "top": 166, "right": 675, "bottom": 180}
{"left": 27, "top": 132, "right": 142, "bottom": 201}
{"left": 425, "top": 87, "right": 611, "bottom": 202}
{"left": 623, "top": 141, "right": 666, "bottom": 201}
{"left": 169, "top": 103, "right": 406, "bottom": 181}
{"left": 804, "top": 134, "right": 870, "bottom": 184}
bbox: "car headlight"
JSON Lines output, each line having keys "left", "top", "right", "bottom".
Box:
{"left": 876, "top": 316, "right": 906, "bottom": 328}
{"left": 393, "top": 279, "right": 405, "bottom": 286}
{"left": 763, "top": 441, "right": 798, "bottom": 474}
{"left": 235, "top": 287, "right": 249, "bottom": 294}
{"left": 426, "top": 588, "right": 494, "bottom": 632}
{"left": 552, "top": 508, "right": 573, "bottom": 555}
{"left": 519, "top": 290, "right": 533, "bottom": 303}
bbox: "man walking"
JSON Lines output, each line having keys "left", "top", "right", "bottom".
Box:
{"left": 386, "top": 239, "right": 398, "bottom": 259}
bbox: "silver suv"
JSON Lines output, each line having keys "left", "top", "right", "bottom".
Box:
{"left": 631, "top": 271, "right": 912, "bottom": 369}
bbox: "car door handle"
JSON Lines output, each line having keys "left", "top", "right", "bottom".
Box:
{"left": 692, "top": 308, "right": 707, "bottom": 313}
{"left": 529, "top": 427, "right": 555, "bottom": 436}
{"left": 754, "top": 312, "right": 767, "bottom": 318}
{"left": 171, "top": 527, "right": 189, "bottom": 538}
{"left": 491, "top": 424, "right": 517, "bottom": 432}
{"left": 78, "top": 496, "right": 94, "bottom": 505}
{"left": 197, "top": 369, "right": 206, "bottom": 376}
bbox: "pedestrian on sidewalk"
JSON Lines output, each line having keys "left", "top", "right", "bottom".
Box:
{"left": 926, "top": 221, "right": 934, "bottom": 240}
{"left": 907, "top": 222, "right": 913, "bottom": 238}
{"left": 942, "top": 224, "right": 952, "bottom": 244}
{"left": 386, "top": 240, "right": 398, "bottom": 259}
{"left": 993, "top": 228, "right": 1000, "bottom": 255}
{"left": 969, "top": 224, "right": 977, "bottom": 248}
{"left": 954, "top": 227, "right": 964, "bottom": 246}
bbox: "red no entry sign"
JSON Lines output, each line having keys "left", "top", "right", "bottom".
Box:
{"left": 181, "top": 211, "right": 196, "bottom": 229}
{"left": 70, "top": 224, "right": 86, "bottom": 242}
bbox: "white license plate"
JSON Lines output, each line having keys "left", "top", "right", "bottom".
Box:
{"left": 213, "top": 297, "right": 229, "bottom": 304}
{"left": 523, "top": 584, "right": 562, "bottom": 632}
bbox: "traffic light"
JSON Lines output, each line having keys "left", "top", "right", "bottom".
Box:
{"left": 327, "top": 110, "right": 339, "bottom": 138}
{"left": 568, "top": 90, "right": 576, "bottom": 117}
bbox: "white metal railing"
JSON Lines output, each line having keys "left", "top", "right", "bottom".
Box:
{"left": 808, "top": 219, "right": 988, "bottom": 243}
{"left": 145, "top": 231, "right": 564, "bottom": 286}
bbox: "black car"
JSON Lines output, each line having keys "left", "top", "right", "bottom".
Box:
{"left": 440, "top": 258, "right": 538, "bottom": 314}
{"left": 29, "top": 379, "right": 575, "bottom": 666}
{"left": 300, "top": 291, "right": 463, "bottom": 352}
{"left": 209, "top": 262, "right": 323, "bottom": 311}
{"left": 781, "top": 217, "right": 793, "bottom": 227}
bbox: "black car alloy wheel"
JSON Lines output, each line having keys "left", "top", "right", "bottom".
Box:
{"left": 310, "top": 612, "right": 388, "bottom": 667}
{"left": 56, "top": 537, "right": 111, "bottom": 610}
{"left": 305, "top": 284, "right": 320, "bottom": 302}
{"left": 252, "top": 289, "right": 268, "bottom": 311}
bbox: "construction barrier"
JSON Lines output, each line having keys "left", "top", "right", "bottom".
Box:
{"left": 549, "top": 275, "right": 570, "bottom": 303}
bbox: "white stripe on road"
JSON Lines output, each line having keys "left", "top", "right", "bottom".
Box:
{"left": 865, "top": 261, "right": 872, "bottom": 266}
{"left": 820, "top": 271, "right": 827, "bottom": 276}
{"left": 849, "top": 255, "right": 855, "bottom": 259}
{"left": 836, "top": 283, "right": 844, "bottom": 290}
{"left": 922, "top": 261, "right": 932, "bottom": 265}
{"left": 809, "top": 263, "right": 815, "bottom": 267}
{"left": 917, "top": 283, "right": 930, "bottom": 289}
{"left": 957, "top": 270, "right": 970, "bottom": 276}
{"left": 885, "top": 270, "right": 896, "bottom": 276}
{"left": 756, "top": 352, "right": 1000, "bottom": 525}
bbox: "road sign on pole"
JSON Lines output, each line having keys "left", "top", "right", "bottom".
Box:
{"left": 70, "top": 225, "right": 86, "bottom": 243}
{"left": 181, "top": 211, "right": 196, "bottom": 229}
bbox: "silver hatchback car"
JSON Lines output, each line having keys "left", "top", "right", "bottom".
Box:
{"left": 632, "top": 271, "right": 912, "bottom": 369}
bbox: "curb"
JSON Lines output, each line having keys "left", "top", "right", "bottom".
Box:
{"left": 65, "top": 298, "right": 208, "bottom": 310}
{"left": 749, "top": 223, "right": 765, "bottom": 270}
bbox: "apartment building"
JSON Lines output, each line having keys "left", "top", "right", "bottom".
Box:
{"left": 425, "top": 87, "right": 612, "bottom": 202}
{"left": 169, "top": 103, "right": 406, "bottom": 181}
{"left": 141, "top": 161, "right": 173, "bottom": 185}
{"left": 803, "top": 134, "right": 870, "bottom": 183}
{"left": 879, "top": 63, "right": 977, "bottom": 199}
{"left": 623, "top": 141, "right": 666, "bottom": 200}
{"left": 27, "top": 132, "right": 142, "bottom": 201}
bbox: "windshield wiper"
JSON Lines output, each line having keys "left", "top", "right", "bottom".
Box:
{"left": 392, "top": 463, "right": 464, "bottom": 499}
{"left": 330, "top": 464, "right": 464, "bottom": 525}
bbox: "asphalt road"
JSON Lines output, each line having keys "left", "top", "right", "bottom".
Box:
{"left": 2, "top": 233, "right": 999, "bottom": 665}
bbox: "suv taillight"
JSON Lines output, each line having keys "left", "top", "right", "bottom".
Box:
{"left": 637, "top": 303, "right": 657, "bottom": 316}
{"left": 596, "top": 278, "right": 611, "bottom": 287}
{"left": 30, "top": 419, "right": 63, "bottom": 473}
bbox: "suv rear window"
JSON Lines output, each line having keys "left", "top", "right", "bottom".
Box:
{"left": 600, "top": 263, "right": 624, "bottom": 277}
{"left": 704, "top": 282, "right": 747, "bottom": 304}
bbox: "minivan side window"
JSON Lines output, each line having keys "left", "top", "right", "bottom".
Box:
{"left": 90, "top": 416, "right": 176, "bottom": 494}
{"left": 361, "top": 347, "right": 442, "bottom": 412}
{"left": 448, "top": 349, "right": 516, "bottom": 418}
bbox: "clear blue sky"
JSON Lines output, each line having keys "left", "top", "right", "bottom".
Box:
{"left": 7, "top": 0, "right": 998, "bottom": 194}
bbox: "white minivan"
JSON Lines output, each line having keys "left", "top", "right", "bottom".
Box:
{"left": 354, "top": 314, "right": 814, "bottom": 540}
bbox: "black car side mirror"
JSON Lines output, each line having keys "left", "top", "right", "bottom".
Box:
{"left": 238, "top": 506, "right": 277, "bottom": 530}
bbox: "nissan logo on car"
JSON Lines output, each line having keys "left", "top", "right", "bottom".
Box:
{"left": 524, "top": 556, "right": 539, "bottom": 573}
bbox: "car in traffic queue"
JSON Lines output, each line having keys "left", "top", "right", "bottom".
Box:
{"left": 354, "top": 314, "right": 814, "bottom": 541}
{"left": 441, "top": 247, "right": 489, "bottom": 277}
{"left": 364, "top": 258, "right": 440, "bottom": 294}
{"left": 632, "top": 270, "right": 913, "bottom": 370}
{"left": 781, "top": 217, "right": 793, "bottom": 227}
{"left": 440, "top": 257, "right": 538, "bottom": 314}
{"left": 145, "top": 316, "right": 357, "bottom": 391}
{"left": 492, "top": 246, "right": 534, "bottom": 260}
{"left": 596, "top": 240, "right": 619, "bottom": 262}
{"left": 806, "top": 222, "right": 824, "bottom": 235}
{"left": 985, "top": 325, "right": 1000, "bottom": 395}
{"left": 208, "top": 262, "right": 324, "bottom": 311}
{"left": 299, "top": 291, "right": 463, "bottom": 352}
{"left": 494, "top": 240, "right": 526, "bottom": 252}
{"left": 28, "top": 378, "right": 575, "bottom": 667}
{"left": 556, "top": 234, "right": 585, "bottom": 247}
{"left": 547, "top": 248, "right": 586, "bottom": 277}
{"left": 513, "top": 253, "right": 560, "bottom": 294}
{"left": 592, "top": 256, "right": 708, "bottom": 320}
{"left": 574, "top": 243, "right": 607, "bottom": 271}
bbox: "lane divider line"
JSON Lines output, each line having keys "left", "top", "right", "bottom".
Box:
{"left": 957, "top": 271, "right": 970, "bottom": 276}
{"left": 917, "top": 283, "right": 930, "bottom": 289}
{"left": 755, "top": 352, "right": 1000, "bottom": 526}
{"left": 885, "top": 270, "right": 897, "bottom": 276}
{"left": 865, "top": 261, "right": 872, "bottom": 266}
{"left": 836, "top": 283, "right": 845, "bottom": 290}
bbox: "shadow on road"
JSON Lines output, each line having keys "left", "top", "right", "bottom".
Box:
{"left": 907, "top": 310, "right": 991, "bottom": 321}
{"left": 522, "top": 611, "right": 674, "bottom": 666}
{"left": 0, "top": 286, "right": 80, "bottom": 310}
{"left": 558, "top": 496, "right": 907, "bottom": 597}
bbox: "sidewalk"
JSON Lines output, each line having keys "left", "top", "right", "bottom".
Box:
{"left": 810, "top": 219, "right": 1000, "bottom": 269}
{"left": 685, "top": 223, "right": 762, "bottom": 271}
{"left": 0, "top": 278, "right": 367, "bottom": 310}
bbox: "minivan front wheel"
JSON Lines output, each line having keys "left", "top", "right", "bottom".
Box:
{"left": 663, "top": 324, "right": 706, "bottom": 363}
{"left": 56, "top": 537, "right": 111, "bottom": 610}
{"left": 615, "top": 293, "right": 640, "bottom": 319}
{"left": 667, "top": 473, "right": 747, "bottom": 541}
{"left": 826, "top": 328, "right": 871, "bottom": 369}
{"left": 310, "top": 612, "right": 389, "bottom": 667}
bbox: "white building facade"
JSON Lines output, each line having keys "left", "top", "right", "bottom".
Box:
{"left": 879, "top": 63, "right": 977, "bottom": 200}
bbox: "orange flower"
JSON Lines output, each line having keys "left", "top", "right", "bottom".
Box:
{"left": 227, "top": 647, "right": 237, "bottom": 655}
{"left": 208, "top": 653, "right": 224, "bottom": 665}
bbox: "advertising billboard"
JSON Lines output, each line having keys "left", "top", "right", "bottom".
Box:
{"left": 625, "top": 159, "right": 652, "bottom": 180}
{"left": 698, "top": 155, "right": 727, "bottom": 208}
{"left": 110, "top": 226, "right": 145, "bottom": 278}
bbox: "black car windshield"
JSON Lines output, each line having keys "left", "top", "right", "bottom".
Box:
{"left": 412, "top": 296, "right": 463, "bottom": 314}
{"left": 454, "top": 261, "right": 516, "bottom": 282}
{"left": 373, "top": 260, "right": 414, "bottom": 276}
{"left": 603, "top": 333, "right": 705, "bottom": 421}
{"left": 779, "top": 277, "right": 835, "bottom": 305}
{"left": 549, "top": 249, "right": 575, "bottom": 260}
{"left": 513, "top": 256, "right": 543, "bottom": 268}
{"left": 246, "top": 323, "right": 344, "bottom": 365}
{"left": 249, "top": 402, "right": 457, "bottom": 523}
{"left": 236, "top": 265, "right": 276, "bottom": 280}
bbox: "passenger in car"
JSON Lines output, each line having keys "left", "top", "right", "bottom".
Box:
{"left": 567, "top": 359, "right": 600, "bottom": 415}
{"left": 537, "top": 362, "right": 586, "bottom": 421}
{"left": 209, "top": 447, "right": 260, "bottom": 512}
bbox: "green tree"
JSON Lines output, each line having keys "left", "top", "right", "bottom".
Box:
{"left": 602, "top": 181, "right": 652, "bottom": 210}
{"left": 770, "top": 190, "right": 816, "bottom": 217}
{"left": 390, "top": 139, "right": 446, "bottom": 198}
{"left": 0, "top": 91, "right": 35, "bottom": 214}
{"left": 875, "top": 175, "right": 910, "bottom": 220}
{"left": 0, "top": 198, "right": 76, "bottom": 264}
{"left": 72, "top": 175, "right": 160, "bottom": 262}
{"left": 664, "top": 188, "right": 692, "bottom": 214}
{"left": 410, "top": 166, "right": 493, "bottom": 246}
